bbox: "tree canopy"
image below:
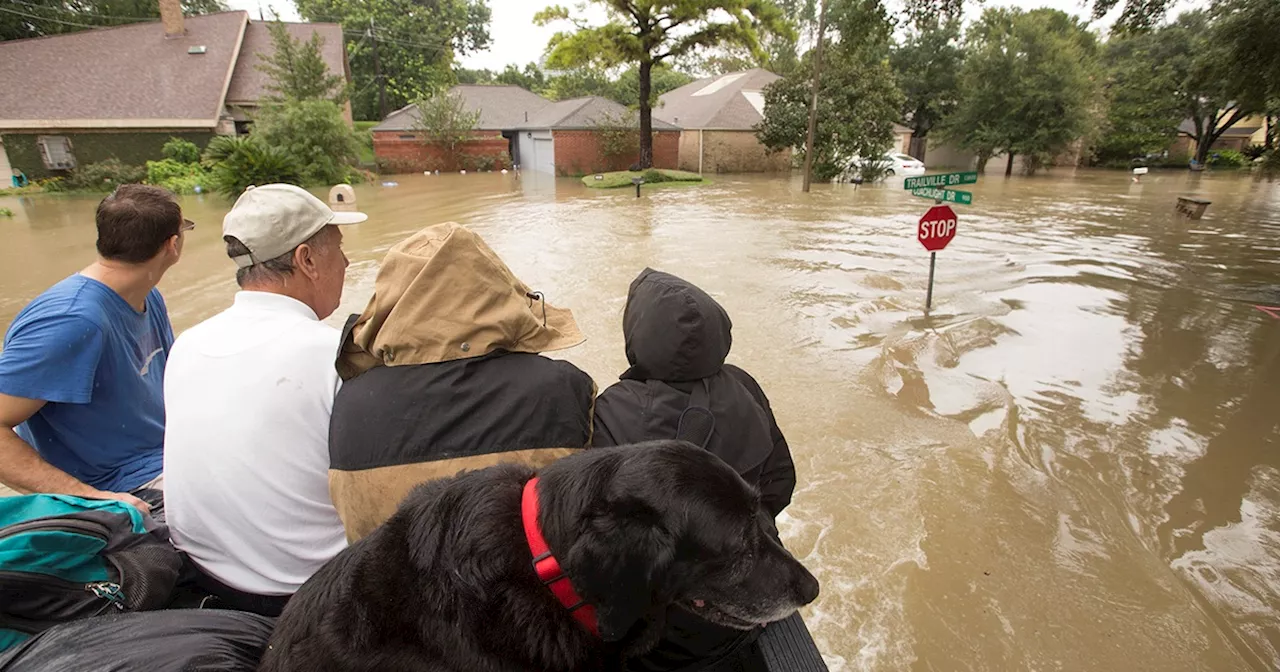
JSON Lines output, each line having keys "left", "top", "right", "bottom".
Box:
{"left": 536, "top": 0, "right": 791, "bottom": 168}
{"left": 890, "top": 17, "right": 964, "bottom": 158}
{"left": 257, "top": 21, "right": 347, "bottom": 104}
{"left": 293, "top": 0, "right": 491, "bottom": 121}
{"left": 1092, "top": 28, "right": 1184, "bottom": 164}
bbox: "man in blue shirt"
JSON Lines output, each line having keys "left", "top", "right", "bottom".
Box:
{"left": 0, "top": 184, "right": 190, "bottom": 514}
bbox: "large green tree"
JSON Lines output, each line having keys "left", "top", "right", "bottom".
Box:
{"left": 944, "top": 8, "right": 1100, "bottom": 175}
{"left": 1091, "top": 30, "right": 1183, "bottom": 165}
{"left": 755, "top": 0, "right": 903, "bottom": 181}
{"left": 257, "top": 20, "right": 347, "bottom": 103}
{"left": 293, "top": 0, "right": 492, "bottom": 121}
{"left": 535, "top": 1, "right": 790, "bottom": 168}
{"left": 1, "top": 0, "right": 226, "bottom": 41}
{"left": 496, "top": 63, "right": 550, "bottom": 93}
{"left": 890, "top": 17, "right": 963, "bottom": 161}
{"left": 1211, "top": 0, "right": 1279, "bottom": 149}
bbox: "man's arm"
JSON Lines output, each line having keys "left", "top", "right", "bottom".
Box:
{"left": 0, "top": 392, "right": 150, "bottom": 514}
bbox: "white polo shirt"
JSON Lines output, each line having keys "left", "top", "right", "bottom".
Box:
{"left": 163, "top": 291, "right": 347, "bottom": 595}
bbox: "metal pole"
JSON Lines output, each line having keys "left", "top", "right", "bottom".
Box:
{"left": 800, "top": 0, "right": 829, "bottom": 194}
{"left": 925, "top": 252, "right": 937, "bottom": 312}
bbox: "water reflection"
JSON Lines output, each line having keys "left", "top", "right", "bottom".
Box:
{"left": 1, "top": 170, "right": 1278, "bottom": 670}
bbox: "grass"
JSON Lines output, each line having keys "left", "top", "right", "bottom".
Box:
{"left": 582, "top": 169, "right": 706, "bottom": 189}
{"left": 0, "top": 208, "right": 12, "bottom": 217}
{"left": 354, "top": 120, "right": 378, "bottom": 165}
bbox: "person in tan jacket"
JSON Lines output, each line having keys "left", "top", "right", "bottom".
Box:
{"left": 328, "top": 223, "right": 594, "bottom": 542}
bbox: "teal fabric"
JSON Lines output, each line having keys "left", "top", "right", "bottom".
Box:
{"left": 0, "top": 531, "right": 110, "bottom": 583}
{"left": 0, "top": 494, "right": 146, "bottom": 533}
{"left": 0, "top": 630, "right": 29, "bottom": 651}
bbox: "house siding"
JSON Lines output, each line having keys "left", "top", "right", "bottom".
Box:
{"left": 1, "top": 130, "right": 215, "bottom": 180}
{"left": 687, "top": 131, "right": 790, "bottom": 174}
{"left": 551, "top": 130, "right": 679, "bottom": 176}
{"left": 372, "top": 130, "right": 511, "bottom": 173}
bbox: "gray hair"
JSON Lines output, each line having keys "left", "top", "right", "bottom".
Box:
{"left": 223, "top": 226, "right": 334, "bottom": 288}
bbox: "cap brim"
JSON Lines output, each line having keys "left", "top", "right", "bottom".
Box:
{"left": 330, "top": 212, "right": 368, "bottom": 225}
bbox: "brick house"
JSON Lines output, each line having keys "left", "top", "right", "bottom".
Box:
{"left": 0, "top": 1, "right": 350, "bottom": 180}
{"left": 654, "top": 69, "right": 790, "bottom": 174}
{"left": 372, "top": 86, "right": 680, "bottom": 175}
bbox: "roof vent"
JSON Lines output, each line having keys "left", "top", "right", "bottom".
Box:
{"left": 188, "top": 45, "right": 207, "bottom": 55}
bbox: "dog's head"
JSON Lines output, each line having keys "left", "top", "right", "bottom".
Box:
{"left": 539, "top": 441, "right": 819, "bottom": 649}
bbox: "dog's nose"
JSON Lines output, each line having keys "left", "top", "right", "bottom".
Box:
{"left": 793, "top": 566, "right": 820, "bottom": 606}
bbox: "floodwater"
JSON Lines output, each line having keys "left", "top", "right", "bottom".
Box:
{"left": 3, "top": 169, "right": 1279, "bottom": 670}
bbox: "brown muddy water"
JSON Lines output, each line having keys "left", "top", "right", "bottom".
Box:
{"left": 3, "top": 169, "right": 1279, "bottom": 670}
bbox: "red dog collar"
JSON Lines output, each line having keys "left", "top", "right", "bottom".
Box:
{"left": 522, "top": 477, "right": 599, "bottom": 637}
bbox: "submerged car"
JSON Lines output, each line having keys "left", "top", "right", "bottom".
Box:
{"left": 838, "top": 151, "right": 927, "bottom": 182}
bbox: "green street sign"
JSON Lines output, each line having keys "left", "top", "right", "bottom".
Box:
{"left": 904, "top": 171, "right": 979, "bottom": 190}
{"left": 911, "top": 187, "right": 973, "bottom": 205}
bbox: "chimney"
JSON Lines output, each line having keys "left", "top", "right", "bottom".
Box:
{"left": 160, "top": 0, "right": 185, "bottom": 37}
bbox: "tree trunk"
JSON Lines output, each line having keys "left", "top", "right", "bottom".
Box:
{"left": 638, "top": 60, "right": 654, "bottom": 169}
{"left": 1266, "top": 115, "right": 1274, "bottom": 150}
{"left": 801, "top": 0, "right": 830, "bottom": 194}
{"left": 975, "top": 152, "right": 991, "bottom": 173}
{"left": 1005, "top": 152, "right": 1015, "bottom": 177}
{"left": 909, "top": 134, "right": 928, "bottom": 162}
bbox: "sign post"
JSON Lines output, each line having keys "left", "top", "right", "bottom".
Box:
{"left": 917, "top": 205, "right": 957, "bottom": 312}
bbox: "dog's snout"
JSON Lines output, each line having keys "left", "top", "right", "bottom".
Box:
{"left": 793, "top": 565, "right": 819, "bottom": 606}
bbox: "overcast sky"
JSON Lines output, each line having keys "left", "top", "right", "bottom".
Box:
{"left": 226, "top": 0, "right": 1210, "bottom": 72}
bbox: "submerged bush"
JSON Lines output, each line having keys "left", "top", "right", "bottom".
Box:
{"left": 1207, "top": 149, "right": 1247, "bottom": 168}
{"left": 162, "top": 137, "right": 202, "bottom": 164}
{"left": 146, "top": 159, "right": 208, "bottom": 195}
{"left": 66, "top": 159, "right": 146, "bottom": 191}
{"left": 252, "top": 100, "right": 359, "bottom": 186}
{"left": 202, "top": 135, "right": 302, "bottom": 199}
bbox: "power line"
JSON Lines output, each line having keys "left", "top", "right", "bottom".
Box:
{"left": 0, "top": 5, "right": 111, "bottom": 30}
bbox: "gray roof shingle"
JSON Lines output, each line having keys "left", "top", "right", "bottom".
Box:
{"left": 514, "top": 96, "right": 680, "bottom": 130}
{"left": 0, "top": 12, "right": 249, "bottom": 128}
{"left": 654, "top": 69, "right": 780, "bottom": 130}
{"left": 225, "top": 21, "right": 346, "bottom": 105}
{"left": 373, "top": 85, "right": 555, "bottom": 131}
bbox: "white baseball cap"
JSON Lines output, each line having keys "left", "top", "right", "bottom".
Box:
{"left": 222, "top": 184, "right": 367, "bottom": 268}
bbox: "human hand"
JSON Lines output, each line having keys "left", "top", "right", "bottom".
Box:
{"left": 93, "top": 489, "right": 153, "bottom": 516}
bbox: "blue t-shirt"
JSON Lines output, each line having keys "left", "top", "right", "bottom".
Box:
{"left": 0, "top": 275, "right": 173, "bottom": 492}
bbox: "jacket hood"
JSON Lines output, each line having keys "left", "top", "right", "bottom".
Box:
{"left": 336, "top": 223, "right": 584, "bottom": 380}
{"left": 621, "top": 268, "right": 732, "bottom": 382}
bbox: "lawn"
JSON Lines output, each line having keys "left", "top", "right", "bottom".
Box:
{"left": 582, "top": 169, "right": 705, "bottom": 189}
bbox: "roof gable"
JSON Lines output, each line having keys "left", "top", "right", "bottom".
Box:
{"left": 516, "top": 96, "right": 681, "bottom": 130}
{"left": 655, "top": 69, "right": 780, "bottom": 130}
{"left": 225, "top": 21, "right": 347, "bottom": 105}
{"left": 0, "top": 12, "right": 249, "bottom": 129}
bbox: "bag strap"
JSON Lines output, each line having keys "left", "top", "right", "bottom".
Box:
{"left": 674, "top": 380, "right": 715, "bottom": 449}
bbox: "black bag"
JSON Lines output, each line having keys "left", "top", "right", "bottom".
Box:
{"left": 0, "top": 609, "right": 275, "bottom": 672}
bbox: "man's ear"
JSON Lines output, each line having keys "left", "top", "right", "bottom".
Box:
{"left": 294, "top": 243, "right": 320, "bottom": 281}
{"left": 564, "top": 503, "right": 676, "bottom": 643}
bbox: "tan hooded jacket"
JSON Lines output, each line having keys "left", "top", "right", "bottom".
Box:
{"left": 328, "top": 223, "right": 594, "bottom": 542}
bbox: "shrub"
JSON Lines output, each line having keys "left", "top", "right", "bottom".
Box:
{"left": 1207, "top": 149, "right": 1247, "bottom": 168}
{"left": 1261, "top": 149, "right": 1280, "bottom": 176}
{"left": 1242, "top": 144, "right": 1268, "bottom": 161}
{"left": 66, "top": 159, "right": 146, "bottom": 191}
{"left": 640, "top": 168, "right": 669, "bottom": 184}
{"left": 202, "top": 135, "right": 302, "bottom": 199}
{"left": 0, "top": 208, "right": 12, "bottom": 217}
{"left": 162, "top": 137, "right": 202, "bottom": 164}
{"left": 252, "top": 99, "right": 360, "bottom": 185}
{"left": 146, "top": 159, "right": 209, "bottom": 195}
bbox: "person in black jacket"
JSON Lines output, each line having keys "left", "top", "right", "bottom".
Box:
{"left": 592, "top": 268, "right": 798, "bottom": 672}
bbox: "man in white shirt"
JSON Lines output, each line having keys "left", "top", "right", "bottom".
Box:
{"left": 163, "top": 184, "right": 365, "bottom": 616}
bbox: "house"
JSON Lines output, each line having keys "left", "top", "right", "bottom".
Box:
{"left": 1169, "top": 116, "right": 1265, "bottom": 159}
{"left": 0, "top": 0, "right": 349, "bottom": 179}
{"left": 654, "top": 69, "right": 790, "bottom": 174}
{"left": 371, "top": 86, "right": 680, "bottom": 176}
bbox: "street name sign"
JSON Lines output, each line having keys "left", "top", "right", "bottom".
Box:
{"left": 904, "top": 171, "right": 979, "bottom": 190}
{"left": 910, "top": 187, "right": 973, "bottom": 205}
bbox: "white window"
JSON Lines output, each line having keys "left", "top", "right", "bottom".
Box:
{"left": 37, "top": 136, "right": 76, "bottom": 170}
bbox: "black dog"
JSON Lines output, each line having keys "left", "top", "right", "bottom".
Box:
{"left": 259, "top": 441, "right": 819, "bottom": 672}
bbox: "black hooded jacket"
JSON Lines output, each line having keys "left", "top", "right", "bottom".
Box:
{"left": 592, "top": 269, "right": 798, "bottom": 672}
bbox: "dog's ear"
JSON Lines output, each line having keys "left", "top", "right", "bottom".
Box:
{"left": 565, "top": 499, "right": 676, "bottom": 643}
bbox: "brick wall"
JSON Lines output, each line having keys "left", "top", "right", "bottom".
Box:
{"left": 700, "top": 131, "right": 791, "bottom": 174}
{"left": 373, "top": 130, "right": 511, "bottom": 173}
{"left": 551, "top": 130, "right": 680, "bottom": 176}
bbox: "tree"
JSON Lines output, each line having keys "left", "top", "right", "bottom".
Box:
{"left": 258, "top": 21, "right": 347, "bottom": 104}
{"left": 1211, "top": 0, "right": 1279, "bottom": 150}
{"left": 412, "top": 91, "right": 481, "bottom": 167}
{"left": 610, "top": 65, "right": 694, "bottom": 106}
{"left": 890, "top": 17, "right": 963, "bottom": 161}
{"left": 542, "top": 68, "right": 616, "bottom": 101}
{"left": 943, "top": 8, "right": 1100, "bottom": 176}
{"left": 495, "top": 63, "right": 550, "bottom": 94}
{"left": 1, "top": 0, "right": 226, "bottom": 41}
{"left": 756, "top": 0, "right": 903, "bottom": 181}
{"left": 1092, "top": 31, "right": 1184, "bottom": 165}
{"left": 253, "top": 100, "right": 360, "bottom": 185}
{"left": 293, "top": 0, "right": 492, "bottom": 121}
{"left": 1151, "top": 12, "right": 1265, "bottom": 166}
{"left": 536, "top": 1, "right": 790, "bottom": 168}
{"left": 455, "top": 67, "right": 496, "bottom": 84}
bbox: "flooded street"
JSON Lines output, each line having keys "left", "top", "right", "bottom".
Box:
{"left": 3, "top": 169, "right": 1279, "bottom": 670}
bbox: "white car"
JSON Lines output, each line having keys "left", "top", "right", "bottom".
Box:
{"left": 838, "top": 151, "right": 927, "bottom": 182}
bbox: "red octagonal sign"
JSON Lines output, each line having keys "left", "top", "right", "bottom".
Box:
{"left": 918, "top": 205, "right": 957, "bottom": 252}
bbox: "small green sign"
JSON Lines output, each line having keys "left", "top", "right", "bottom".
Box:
{"left": 911, "top": 187, "right": 973, "bottom": 205}
{"left": 904, "top": 172, "right": 979, "bottom": 190}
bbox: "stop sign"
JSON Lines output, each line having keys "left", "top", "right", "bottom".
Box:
{"left": 918, "top": 205, "right": 957, "bottom": 252}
